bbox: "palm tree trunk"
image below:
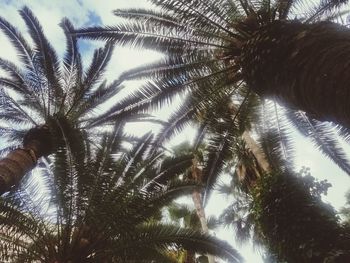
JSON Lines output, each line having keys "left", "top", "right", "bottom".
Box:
{"left": 191, "top": 158, "right": 215, "bottom": 263}
{"left": 241, "top": 20, "right": 350, "bottom": 128}
{"left": 234, "top": 131, "right": 271, "bottom": 192}
{"left": 241, "top": 131, "right": 271, "bottom": 173}
{"left": 0, "top": 148, "right": 37, "bottom": 194}
{"left": 192, "top": 190, "right": 209, "bottom": 232}
{"left": 191, "top": 191, "right": 215, "bottom": 263}
{"left": 0, "top": 125, "right": 52, "bottom": 194}
{"left": 227, "top": 102, "right": 271, "bottom": 175}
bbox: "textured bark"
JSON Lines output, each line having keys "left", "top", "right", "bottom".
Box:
{"left": 0, "top": 149, "right": 37, "bottom": 194}
{"left": 227, "top": 102, "right": 271, "bottom": 175}
{"left": 192, "top": 190, "right": 209, "bottom": 232}
{"left": 191, "top": 158, "right": 215, "bottom": 263}
{"left": 234, "top": 132, "right": 270, "bottom": 192}
{"left": 0, "top": 125, "right": 52, "bottom": 194}
{"left": 241, "top": 20, "right": 350, "bottom": 128}
{"left": 242, "top": 131, "right": 271, "bottom": 174}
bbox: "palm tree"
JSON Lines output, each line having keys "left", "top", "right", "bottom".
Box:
{"left": 0, "top": 7, "right": 149, "bottom": 194}
{"left": 70, "top": 2, "right": 350, "bottom": 259}
{"left": 166, "top": 140, "right": 230, "bottom": 263}
{"left": 0, "top": 124, "right": 243, "bottom": 263}
{"left": 69, "top": 0, "right": 350, "bottom": 182}
{"left": 134, "top": 81, "right": 350, "bottom": 261}
{"left": 73, "top": 0, "right": 350, "bottom": 129}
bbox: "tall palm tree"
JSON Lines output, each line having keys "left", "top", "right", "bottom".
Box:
{"left": 0, "top": 7, "right": 149, "bottom": 194}
{"left": 0, "top": 124, "right": 243, "bottom": 263}
{"left": 70, "top": 0, "right": 350, "bottom": 182}
{"left": 70, "top": 2, "right": 350, "bottom": 259}
{"left": 73, "top": 0, "right": 350, "bottom": 129}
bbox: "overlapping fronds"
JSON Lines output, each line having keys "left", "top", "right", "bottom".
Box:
{"left": 72, "top": 0, "right": 350, "bottom": 180}
{"left": 287, "top": 110, "right": 350, "bottom": 174}
{"left": 0, "top": 126, "right": 242, "bottom": 262}
{"left": 0, "top": 7, "right": 148, "bottom": 154}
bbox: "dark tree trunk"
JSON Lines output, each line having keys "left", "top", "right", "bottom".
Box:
{"left": 241, "top": 20, "right": 350, "bottom": 127}
{"left": 0, "top": 125, "right": 52, "bottom": 195}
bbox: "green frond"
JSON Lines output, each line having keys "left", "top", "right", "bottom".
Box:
{"left": 202, "top": 132, "right": 231, "bottom": 206}
{"left": 154, "top": 103, "right": 196, "bottom": 147}
{"left": 20, "top": 6, "right": 62, "bottom": 112}
{"left": 149, "top": 0, "right": 240, "bottom": 36}
{"left": 73, "top": 21, "right": 229, "bottom": 53}
{"left": 111, "top": 223, "right": 243, "bottom": 262}
{"left": 219, "top": 194, "right": 255, "bottom": 244}
{"left": 305, "top": 0, "right": 350, "bottom": 22}
{"left": 74, "top": 80, "right": 123, "bottom": 120}
{"left": 60, "top": 18, "right": 83, "bottom": 75}
{"left": 258, "top": 127, "right": 293, "bottom": 172}
{"left": 0, "top": 15, "right": 34, "bottom": 69}
{"left": 144, "top": 154, "right": 194, "bottom": 189}
{"left": 335, "top": 124, "right": 350, "bottom": 143}
{"left": 287, "top": 110, "right": 350, "bottom": 174}
{"left": 0, "top": 89, "right": 38, "bottom": 125}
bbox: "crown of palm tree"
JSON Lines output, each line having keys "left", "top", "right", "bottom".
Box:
{"left": 0, "top": 7, "right": 162, "bottom": 194}
{"left": 0, "top": 124, "right": 243, "bottom": 262}
{"left": 71, "top": 0, "right": 350, "bottom": 182}
{"left": 0, "top": 6, "right": 155, "bottom": 153}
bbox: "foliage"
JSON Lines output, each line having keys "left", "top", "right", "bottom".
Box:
{"left": 340, "top": 190, "right": 350, "bottom": 225}
{"left": 0, "top": 6, "right": 150, "bottom": 156}
{"left": 3, "top": 3, "right": 350, "bottom": 262}
{"left": 71, "top": 0, "right": 350, "bottom": 178}
{"left": 0, "top": 126, "right": 243, "bottom": 262}
{"left": 250, "top": 168, "right": 349, "bottom": 262}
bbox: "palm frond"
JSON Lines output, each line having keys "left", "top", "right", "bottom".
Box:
{"left": 111, "top": 223, "right": 243, "bottom": 262}
{"left": 202, "top": 132, "right": 231, "bottom": 206}
{"left": 306, "top": 0, "right": 350, "bottom": 22}
{"left": 0, "top": 16, "right": 34, "bottom": 69}
{"left": 287, "top": 110, "right": 350, "bottom": 174}
{"left": 20, "top": 6, "right": 62, "bottom": 113}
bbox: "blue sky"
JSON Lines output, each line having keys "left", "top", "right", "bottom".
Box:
{"left": 0, "top": 1, "right": 350, "bottom": 262}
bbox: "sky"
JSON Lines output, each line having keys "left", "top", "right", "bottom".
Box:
{"left": 1, "top": 0, "right": 350, "bottom": 262}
